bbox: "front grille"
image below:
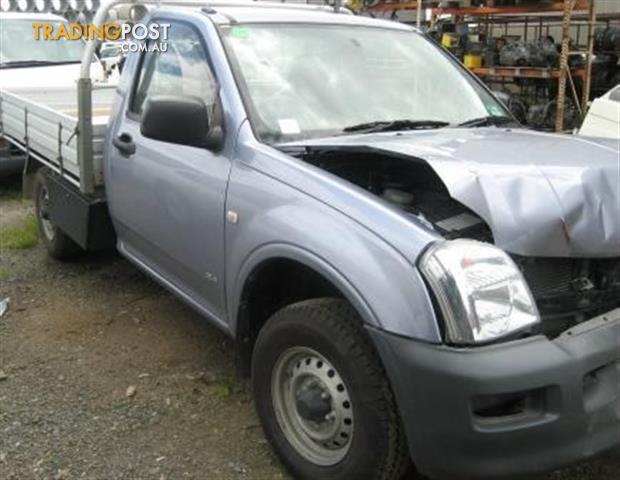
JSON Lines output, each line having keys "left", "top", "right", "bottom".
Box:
{"left": 513, "top": 256, "right": 620, "bottom": 338}
{"left": 518, "top": 258, "right": 576, "bottom": 297}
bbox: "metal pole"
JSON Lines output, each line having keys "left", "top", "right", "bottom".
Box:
{"left": 524, "top": 16, "right": 528, "bottom": 41}
{"left": 416, "top": 0, "right": 422, "bottom": 29}
{"left": 77, "top": 78, "right": 94, "bottom": 194}
{"left": 555, "top": 0, "right": 575, "bottom": 132}
{"left": 581, "top": 0, "right": 596, "bottom": 111}
{"left": 566, "top": 64, "right": 582, "bottom": 117}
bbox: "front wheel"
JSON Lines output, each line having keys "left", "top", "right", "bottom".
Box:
{"left": 252, "top": 298, "right": 410, "bottom": 480}
{"left": 34, "top": 169, "right": 81, "bottom": 260}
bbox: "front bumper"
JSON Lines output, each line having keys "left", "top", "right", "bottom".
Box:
{"left": 368, "top": 309, "right": 620, "bottom": 479}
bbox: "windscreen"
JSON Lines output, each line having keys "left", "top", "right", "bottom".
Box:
{"left": 0, "top": 19, "right": 85, "bottom": 66}
{"left": 221, "top": 23, "right": 508, "bottom": 142}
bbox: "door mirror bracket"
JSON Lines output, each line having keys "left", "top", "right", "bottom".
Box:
{"left": 205, "top": 125, "right": 225, "bottom": 152}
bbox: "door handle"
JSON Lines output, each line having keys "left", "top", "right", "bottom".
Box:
{"left": 112, "top": 133, "right": 136, "bottom": 156}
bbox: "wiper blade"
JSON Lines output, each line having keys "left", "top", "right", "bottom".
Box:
{"left": 342, "top": 119, "right": 450, "bottom": 134}
{"left": 457, "top": 115, "right": 516, "bottom": 128}
{"left": 0, "top": 60, "right": 79, "bottom": 68}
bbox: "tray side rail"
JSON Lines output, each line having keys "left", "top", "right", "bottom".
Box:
{"left": 0, "top": 89, "right": 82, "bottom": 188}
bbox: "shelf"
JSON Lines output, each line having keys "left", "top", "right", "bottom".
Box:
{"left": 369, "top": 1, "right": 591, "bottom": 15}
{"left": 472, "top": 66, "right": 586, "bottom": 81}
{"left": 435, "top": 1, "right": 591, "bottom": 16}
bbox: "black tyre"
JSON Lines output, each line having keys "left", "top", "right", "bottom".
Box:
{"left": 252, "top": 298, "right": 410, "bottom": 480}
{"left": 34, "top": 169, "right": 81, "bottom": 260}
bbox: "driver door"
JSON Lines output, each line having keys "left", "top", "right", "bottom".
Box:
{"left": 107, "top": 21, "right": 230, "bottom": 321}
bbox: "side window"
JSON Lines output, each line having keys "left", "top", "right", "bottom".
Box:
{"left": 131, "top": 22, "right": 217, "bottom": 115}
{"left": 609, "top": 86, "right": 620, "bottom": 103}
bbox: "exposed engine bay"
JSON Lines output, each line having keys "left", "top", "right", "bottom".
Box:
{"left": 289, "top": 147, "right": 495, "bottom": 242}
{"left": 286, "top": 147, "right": 620, "bottom": 339}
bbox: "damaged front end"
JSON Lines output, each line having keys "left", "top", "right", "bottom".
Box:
{"left": 517, "top": 256, "right": 620, "bottom": 338}
{"left": 282, "top": 142, "right": 620, "bottom": 341}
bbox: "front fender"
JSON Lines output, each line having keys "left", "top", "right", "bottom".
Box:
{"left": 225, "top": 160, "right": 441, "bottom": 343}
{"left": 231, "top": 242, "right": 378, "bottom": 332}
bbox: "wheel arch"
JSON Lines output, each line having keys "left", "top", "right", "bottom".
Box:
{"left": 231, "top": 244, "right": 379, "bottom": 376}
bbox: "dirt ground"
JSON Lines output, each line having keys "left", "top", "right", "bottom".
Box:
{"left": 1, "top": 177, "right": 618, "bottom": 480}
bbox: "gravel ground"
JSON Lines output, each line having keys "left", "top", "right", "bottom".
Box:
{"left": 0, "top": 178, "right": 618, "bottom": 480}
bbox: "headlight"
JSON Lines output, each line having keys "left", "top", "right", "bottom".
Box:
{"left": 419, "top": 239, "right": 539, "bottom": 344}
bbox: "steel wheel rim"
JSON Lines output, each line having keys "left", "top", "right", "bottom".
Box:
{"left": 271, "top": 346, "right": 354, "bottom": 466}
{"left": 38, "top": 184, "right": 55, "bottom": 241}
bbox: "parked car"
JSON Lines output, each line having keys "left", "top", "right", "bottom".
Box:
{"left": 579, "top": 84, "right": 620, "bottom": 139}
{"left": 0, "top": 11, "right": 110, "bottom": 177}
{"left": 1, "top": 3, "right": 618, "bottom": 480}
{"left": 98, "top": 41, "right": 125, "bottom": 72}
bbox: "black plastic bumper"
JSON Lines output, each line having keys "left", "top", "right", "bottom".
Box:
{"left": 368, "top": 310, "right": 620, "bottom": 479}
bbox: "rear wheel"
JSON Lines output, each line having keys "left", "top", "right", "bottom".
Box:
{"left": 252, "top": 298, "right": 410, "bottom": 480}
{"left": 34, "top": 170, "right": 81, "bottom": 260}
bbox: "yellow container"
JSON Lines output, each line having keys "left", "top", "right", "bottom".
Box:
{"left": 464, "top": 54, "right": 482, "bottom": 69}
{"left": 442, "top": 33, "right": 459, "bottom": 48}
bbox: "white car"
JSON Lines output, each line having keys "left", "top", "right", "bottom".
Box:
{"left": 0, "top": 12, "right": 112, "bottom": 175}
{"left": 99, "top": 41, "right": 125, "bottom": 72}
{"left": 579, "top": 85, "right": 620, "bottom": 140}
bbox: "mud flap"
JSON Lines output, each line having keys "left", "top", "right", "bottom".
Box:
{"left": 45, "top": 172, "right": 116, "bottom": 251}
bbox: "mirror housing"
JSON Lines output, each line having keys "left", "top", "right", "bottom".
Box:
{"left": 141, "top": 95, "right": 222, "bottom": 150}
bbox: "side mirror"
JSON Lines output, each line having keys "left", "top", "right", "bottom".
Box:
{"left": 141, "top": 95, "right": 223, "bottom": 150}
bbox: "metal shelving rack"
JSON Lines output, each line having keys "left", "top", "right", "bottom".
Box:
{"left": 367, "top": 1, "right": 600, "bottom": 132}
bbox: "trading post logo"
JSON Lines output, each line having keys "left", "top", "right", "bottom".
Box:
{"left": 32, "top": 22, "right": 170, "bottom": 52}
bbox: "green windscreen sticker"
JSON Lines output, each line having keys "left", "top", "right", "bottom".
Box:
{"left": 230, "top": 26, "right": 250, "bottom": 39}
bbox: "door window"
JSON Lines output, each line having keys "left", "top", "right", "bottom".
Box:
{"left": 131, "top": 22, "right": 217, "bottom": 115}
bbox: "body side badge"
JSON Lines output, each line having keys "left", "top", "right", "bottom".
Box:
{"left": 226, "top": 210, "right": 239, "bottom": 224}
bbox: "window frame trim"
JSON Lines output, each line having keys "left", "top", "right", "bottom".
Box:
{"left": 126, "top": 17, "right": 221, "bottom": 122}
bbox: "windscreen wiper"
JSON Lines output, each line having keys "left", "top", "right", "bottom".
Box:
{"left": 342, "top": 119, "right": 450, "bottom": 134}
{"left": 457, "top": 115, "right": 517, "bottom": 128}
{"left": 0, "top": 60, "right": 79, "bottom": 69}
